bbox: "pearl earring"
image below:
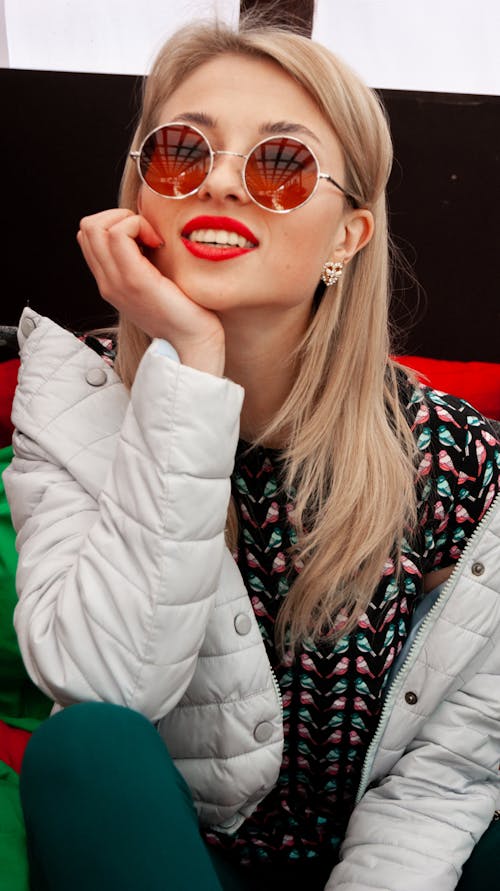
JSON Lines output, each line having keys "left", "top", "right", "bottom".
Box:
{"left": 321, "top": 260, "right": 344, "bottom": 287}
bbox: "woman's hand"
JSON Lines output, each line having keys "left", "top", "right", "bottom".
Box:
{"left": 77, "top": 209, "right": 225, "bottom": 376}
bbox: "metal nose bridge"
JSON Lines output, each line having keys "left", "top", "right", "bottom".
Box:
{"left": 213, "top": 149, "right": 247, "bottom": 161}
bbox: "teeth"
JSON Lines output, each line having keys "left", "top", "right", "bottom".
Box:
{"left": 186, "top": 228, "right": 254, "bottom": 248}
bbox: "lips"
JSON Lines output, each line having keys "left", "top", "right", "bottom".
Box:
{"left": 181, "top": 215, "right": 258, "bottom": 262}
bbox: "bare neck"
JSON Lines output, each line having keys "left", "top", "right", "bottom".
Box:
{"left": 221, "top": 305, "right": 309, "bottom": 446}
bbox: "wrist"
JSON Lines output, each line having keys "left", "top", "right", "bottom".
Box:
{"left": 178, "top": 335, "right": 225, "bottom": 377}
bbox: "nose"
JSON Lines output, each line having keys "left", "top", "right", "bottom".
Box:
{"left": 197, "top": 149, "right": 251, "bottom": 206}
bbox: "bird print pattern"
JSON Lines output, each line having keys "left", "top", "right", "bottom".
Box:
{"left": 204, "top": 383, "right": 500, "bottom": 867}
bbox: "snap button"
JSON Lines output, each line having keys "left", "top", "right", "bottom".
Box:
{"left": 85, "top": 367, "right": 107, "bottom": 387}
{"left": 405, "top": 691, "right": 418, "bottom": 705}
{"left": 234, "top": 613, "right": 252, "bottom": 636}
{"left": 20, "top": 316, "right": 36, "bottom": 338}
{"left": 254, "top": 721, "right": 273, "bottom": 743}
{"left": 471, "top": 562, "right": 485, "bottom": 577}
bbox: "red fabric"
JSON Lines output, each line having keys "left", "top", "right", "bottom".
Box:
{"left": 396, "top": 356, "right": 500, "bottom": 421}
{"left": 0, "top": 359, "right": 19, "bottom": 449}
{"left": 0, "top": 720, "right": 31, "bottom": 774}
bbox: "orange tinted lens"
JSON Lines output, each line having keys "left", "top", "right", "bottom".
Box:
{"left": 140, "top": 124, "right": 210, "bottom": 196}
{"left": 244, "top": 137, "right": 318, "bottom": 210}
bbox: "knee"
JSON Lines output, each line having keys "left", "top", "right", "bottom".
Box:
{"left": 21, "top": 703, "right": 160, "bottom": 794}
{"left": 20, "top": 703, "right": 195, "bottom": 831}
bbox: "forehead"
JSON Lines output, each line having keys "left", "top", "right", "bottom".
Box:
{"left": 158, "top": 53, "right": 341, "bottom": 158}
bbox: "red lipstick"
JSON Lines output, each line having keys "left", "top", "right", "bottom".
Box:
{"left": 181, "top": 215, "right": 258, "bottom": 262}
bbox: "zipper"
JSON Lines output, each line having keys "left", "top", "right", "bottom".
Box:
{"left": 271, "top": 665, "right": 284, "bottom": 715}
{"left": 355, "top": 495, "right": 500, "bottom": 804}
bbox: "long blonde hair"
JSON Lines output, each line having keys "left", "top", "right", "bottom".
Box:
{"left": 116, "top": 18, "right": 419, "bottom": 652}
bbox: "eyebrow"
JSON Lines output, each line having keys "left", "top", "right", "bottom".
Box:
{"left": 171, "top": 112, "right": 320, "bottom": 144}
{"left": 172, "top": 112, "right": 215, "bottom": 129}
{"left": 259, "top": 120, "right": 320, "bottom": 144}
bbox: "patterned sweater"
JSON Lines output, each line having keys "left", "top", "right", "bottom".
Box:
{"left": 205, "top": 384, "right": 500, "bottom": 867}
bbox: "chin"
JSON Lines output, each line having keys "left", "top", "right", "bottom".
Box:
{"left": 173, "top": 274, "right": 245, "bottom": 312}
{"left": 192, "top": 292, "right": 245, "bottom": 314}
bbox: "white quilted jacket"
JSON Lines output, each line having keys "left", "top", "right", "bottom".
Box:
{"left": 4, "top": 308, "right": 500, "bottom": 891}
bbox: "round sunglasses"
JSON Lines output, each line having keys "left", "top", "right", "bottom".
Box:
{"left": 129, "top": 122, "right": 359, "bottom": 213}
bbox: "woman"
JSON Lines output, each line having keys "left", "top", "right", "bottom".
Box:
{"left": 4, "top": 17, "right": 500, "bottom": 891}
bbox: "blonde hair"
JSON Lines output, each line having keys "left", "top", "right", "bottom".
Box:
{"left": 116, "top": 18, "right": 419, "bottom": 652}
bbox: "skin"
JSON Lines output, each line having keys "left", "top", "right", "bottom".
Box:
{"left": 77, "top": 52, "right": 451, "bottom": 592}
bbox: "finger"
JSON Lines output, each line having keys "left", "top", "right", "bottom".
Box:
{"left": 78, "top": 208, "right": 134, "bottom": 234}
{"left": 77, "top": 226, "right": 116, "bottom": 294}
{"left": 105, "top": 216, "right": 165, "bottom": 290}
{"left": 78, "top": 214, "right": 163, "bottom": 310}
{"left": 78, "top": 212, "right": 163, "bottom": 280}
{"left": 106, "top": 213, "right": 164, "bottom": 249}
{"left": 78, "top": 209, "right": 163, "bottom": 256}
{"left": 78, "top": 211, "right": 145, "bottom": 281}
{"left": 77, "top": 209, "right": 134, "bottom": 285}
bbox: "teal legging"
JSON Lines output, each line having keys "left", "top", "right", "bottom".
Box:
{"left": 19, "top": 703, "right": 498, "bottom": 890}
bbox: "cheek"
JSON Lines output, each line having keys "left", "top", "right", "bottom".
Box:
{"left": 138, "top": 187, "right": 176, "bottom": 233}
{"left": 138, "top": 196, "right": 161, "bottom": 230}
{"left": 276, "top": 223, "right": 328, "bottom": 288}
{"left": 258, "top": 253, "right": 319, "bottom": 311}
{"left": 137, "top": 192, "right": 182, "bottom": 271}
{"left": 136, "top": 185, "right": 149, "bottom": 218}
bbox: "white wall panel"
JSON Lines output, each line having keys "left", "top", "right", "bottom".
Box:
{"left": 2, "top": 0, "right": 238, "bottom": 74}
{"left": 314, "top": 0, "right": 500, "bottom": 95}
{"left": 2, "top": 0, "right": 500, "bottom": 91}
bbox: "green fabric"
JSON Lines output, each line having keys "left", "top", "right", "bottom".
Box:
{"left": 457, "top": 818, "right": 500, "bottom": 890}
{"left": 0, "top": 445, "right": 52, "bottom": 891}
{"left": 0, "top": 762, "right": 29, "bottom": 891}
{"left": 0, "top": 445, "right": 51, "bottom": 729}
{"left": 22, "top": 704, "right": 224, "bottom": 891}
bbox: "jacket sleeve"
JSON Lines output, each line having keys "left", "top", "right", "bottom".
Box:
{"left": 325, "top": 599, "right": 500, "bottom": 889}
{"left": 3, "top": 314, "right": 244, "bottom": 720}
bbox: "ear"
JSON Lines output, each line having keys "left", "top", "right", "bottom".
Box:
{"left": 330, "top": 208, "right": 374, "bottom": 263}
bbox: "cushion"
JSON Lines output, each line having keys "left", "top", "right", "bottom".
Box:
{"left": 0, "top": 445, "right": 51, "bottom": 733}
{"left": 0, "top": 361, "right": 19, "bottom": 450}
{"left": 396, "top": 355, "right": 500, "bottom": 421}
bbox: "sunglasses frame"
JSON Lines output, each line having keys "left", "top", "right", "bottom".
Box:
{"left": 130, "top": 121, "right": 359, "bottom": 213}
